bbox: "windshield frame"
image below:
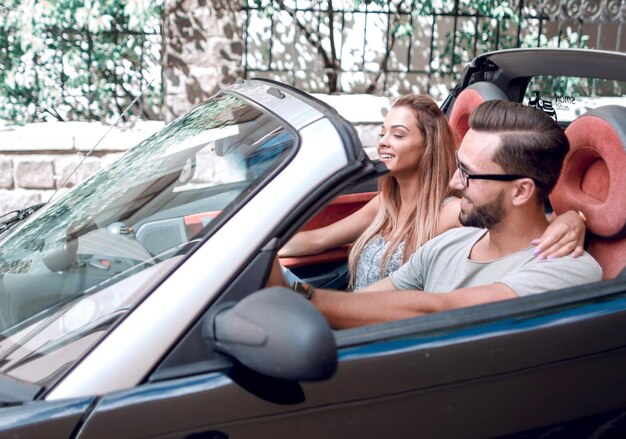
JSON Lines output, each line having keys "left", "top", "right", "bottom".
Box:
{"left": 0, "top": 88, "right": 303, "bottom": 392}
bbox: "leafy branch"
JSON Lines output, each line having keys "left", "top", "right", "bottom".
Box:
{"left": 0, "top": 0, "right": 163, "bottom": 124}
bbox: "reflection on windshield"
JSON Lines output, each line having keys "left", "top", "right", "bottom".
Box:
{"left": 0, "top": 92, "right": 295, "bottom": 386}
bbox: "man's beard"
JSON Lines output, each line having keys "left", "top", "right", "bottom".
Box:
{"left": 459, "top": 191, "right": 505, "bottom": 229}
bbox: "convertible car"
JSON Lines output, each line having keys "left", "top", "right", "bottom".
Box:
{"left": 0, "top": 48, "right": 623, "bottom": 438}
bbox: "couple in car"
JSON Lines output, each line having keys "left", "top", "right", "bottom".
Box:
{"left": 273, "top": 98, "right": 601, "bottom": 329}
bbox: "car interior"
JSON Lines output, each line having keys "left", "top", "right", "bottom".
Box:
{"left": 550, "top": 105, "right": 626, "bottom": 279}
{"left": 278, "top": 179, "right": 378, "bottom": 290}
{"left": 447, "top": 81, "right": 508, "bottom": 147}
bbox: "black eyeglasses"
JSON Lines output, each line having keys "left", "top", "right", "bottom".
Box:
{"left": 455, "top": 151, "right": 538, "bottom": 188}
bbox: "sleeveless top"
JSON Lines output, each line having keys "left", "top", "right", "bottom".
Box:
{"left": 353, "top": 234, "right": 405, "bottom": 290}
{"left": 352, "top": 196, "right": 457, "bottom": 290}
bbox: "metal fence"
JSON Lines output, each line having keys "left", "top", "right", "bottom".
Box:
{"left": 1, "top": 1, "right": 623, "bottom": 122}
{"left": 242, "top": 0, "right": 625, "bottom": 97}
{"left": 45, "top": 27, "right": 162, "bottom": 121}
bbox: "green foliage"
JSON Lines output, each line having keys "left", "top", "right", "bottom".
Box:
{"left": 4, "top": 0, "right": 595, "bottom": 121}
{"left": 246, "top": 0, "right": 276, "bottom": 18}
{"left": 436, "top": 0, "right": 588, "bottom": 79}
{"left": 523, "top": 29, "right": 591, "bottom": 95}
{"left": 0, "top": 0, "right": 163, "bottom": 124}
{"left": 438, "top": 0, "right": 522, "bottom": 75}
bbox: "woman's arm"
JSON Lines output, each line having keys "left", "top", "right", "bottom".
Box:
{"left": 531, "top": 210, "right": 586, "bottom": 259}
{"left": 278, "top": 195, "right": 380, "bottom": 257}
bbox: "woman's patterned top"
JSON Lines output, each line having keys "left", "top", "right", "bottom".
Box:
{"left": 353, "top": 234, "right": 405, "bottom": 290}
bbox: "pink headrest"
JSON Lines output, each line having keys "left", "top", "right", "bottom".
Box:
{"left": 448, "top": 82, "right": 508, "bottom": 147}
{"left": 551, "top": 106, "right": 626, "bottom": 238}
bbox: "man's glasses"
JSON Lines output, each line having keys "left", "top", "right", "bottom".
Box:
{"left": 455, "top": 151, "right": 538, "bottom": 188}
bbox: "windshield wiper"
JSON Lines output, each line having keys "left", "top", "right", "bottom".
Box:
{"left": 0, "top": 203, "right": 47, "bottom": 235}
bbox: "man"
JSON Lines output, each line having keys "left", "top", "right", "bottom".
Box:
{"left": 301, "top": 100, "right": 602, "bottom": 329}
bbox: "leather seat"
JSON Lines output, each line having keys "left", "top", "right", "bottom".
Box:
{"left": 550, "top": 105, "right": 626, "bottom": 279}
{"left": 447, "top": 82, "right": 508, "bottom": 147}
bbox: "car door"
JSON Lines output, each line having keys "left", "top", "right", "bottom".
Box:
{"left": 279, "top": 179, "right": 378, "bottom": 290}
{"left": 72, "top": 229, "right": 626, "bottom": 438}
{"left": 0, "top": 397, "right": 95, "bottom": 438}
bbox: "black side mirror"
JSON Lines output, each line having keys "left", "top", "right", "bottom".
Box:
{"left": 204, "top": 287, "right": 337, "bottom": 381}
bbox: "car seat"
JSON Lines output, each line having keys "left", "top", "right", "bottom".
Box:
{"left": 550, "top": 105, "right": 626, "bottom": 279}
{"left": 447, "top": 82, "right": 508, "bottom": 147}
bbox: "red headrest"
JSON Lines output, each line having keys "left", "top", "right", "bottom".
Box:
{"left": 448, "top": 82, "right": 508, "bottom": 147}
{"left": 551, "top": 105, "right": 626, "bottom": 238}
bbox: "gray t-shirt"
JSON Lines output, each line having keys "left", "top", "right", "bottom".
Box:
{"left": 389, "top": 227, "right": 602, "bottom": 296}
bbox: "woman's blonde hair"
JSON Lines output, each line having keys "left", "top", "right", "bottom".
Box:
{"left": 348, "top": 94, "right": 457, "bottom": 287}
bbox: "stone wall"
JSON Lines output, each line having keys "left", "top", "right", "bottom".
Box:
{"left": 161, "top": 0, "right": 244, "bottom": 121}
{"left": 0, "top": 121, "right": 165, "bottom": 213}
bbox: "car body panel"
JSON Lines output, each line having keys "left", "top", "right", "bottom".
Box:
{"left": 478, "top": 48, "right": 626, "bottom": 82}
{"left": 74, "top": 280, "right": 626, "bottom": 438}
{"left": 442, "top": 48, "right": 626, "bottom": 123}
{"left": 0, "top": 397, "right": 94, "bottom": 438}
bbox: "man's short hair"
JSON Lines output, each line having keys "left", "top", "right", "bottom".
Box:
{"left": 469, "top": 100, "right": 569, "bottom": 202}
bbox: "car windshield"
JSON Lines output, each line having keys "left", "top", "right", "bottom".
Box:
{"left": 0, "top": 91, "right": 295, "bottom": 386}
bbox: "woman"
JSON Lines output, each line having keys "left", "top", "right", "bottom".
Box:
{"left": 279, "top": 95, "right": 584, "bottom": 290}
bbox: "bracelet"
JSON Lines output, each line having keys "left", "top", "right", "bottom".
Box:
{"left": 577, "top": 210, "right": 587, "bottom": 224}
{"left": 292, "top": 281, "right": 314, "bottom": 300}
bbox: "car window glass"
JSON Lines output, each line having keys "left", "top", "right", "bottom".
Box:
{"left": 151, "top": 178, "right": 380, "bottom": 380}
{"left": 0, "top": 91, "right": 296, "bottom": 387}
{"left": 524, "top": 76, "right": 625, "bottom": 123}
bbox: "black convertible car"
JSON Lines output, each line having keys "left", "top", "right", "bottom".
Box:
{"left": 0, "top": 48, "right": 623, "bottom": 438}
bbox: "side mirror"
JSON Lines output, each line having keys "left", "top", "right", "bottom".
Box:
{"left": 204, "top": 287, "right": 337, "bottom": 381}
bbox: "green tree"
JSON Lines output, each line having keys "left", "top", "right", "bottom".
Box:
{"left": 0, "top": 0, "right": 163, "bottom": 124}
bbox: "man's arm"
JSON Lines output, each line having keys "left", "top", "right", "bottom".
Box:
{"left": 358, "top": 276, "right": 397, "bottom": 293}
{"left": 312, "top": 282, "right": 517, "bottom": 329}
